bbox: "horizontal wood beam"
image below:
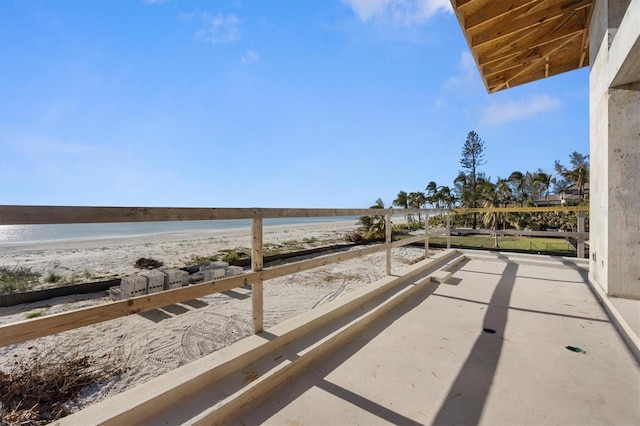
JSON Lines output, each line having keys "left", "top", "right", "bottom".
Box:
{"left": 471, "top": 0, "right": 591, "bottom": 48}
{"left": 505, "top": 55, "right": 585, "bottom": 89}
{"left": 482, "top": 35, "right": 574, "bottom": 76}
{"left": 0, "top": 205, "right": 389, "bottom": 225}
{"left": 487, "top": 32, "right": 582, "bottom": 91}
{"left": 478, "top": 6, "right": 588, "bottom": 66}
{"left": 453, "top": 0, "right": 475, "bottom": 8}
{"left": 452, "top": 206, "right": 589, "bottom": 213}
{"left": 0, "top": 274, "right": 257, "bottom": 347}
{"left": 0, "top": 242, "right": 391, "bottom": 347}
{"left": 450, "top": 227, "right": 588, "bottom": 237}
{"left": 391, "top": 234, "right": 427, "bottom": 248}
{"left": 465, "top": 0, "right": 539, "bottom": 30}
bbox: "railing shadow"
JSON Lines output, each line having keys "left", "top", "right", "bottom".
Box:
{"left": 227, "top": 282, "right": 442, "bottom": 425}
{"left": 432, "top": 261, "right": 518, "bottom": 425}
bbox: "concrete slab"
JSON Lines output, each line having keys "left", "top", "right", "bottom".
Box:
{"left": 610, "top": 296, "right": 640, "bottom": 340}
{"left": 56, "top": 251, "right": 640, "bottom": 425}
{"left": 230, "top": 254, "right": 640, "bottom": 425}
{"left": 57, "top": 250, "right": 463, "bottom": 426}
{"left": 430, "top": 270, "right": 452, "bottom": 283}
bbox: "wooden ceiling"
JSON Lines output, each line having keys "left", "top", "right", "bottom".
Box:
{"left": 450, "top": 0, "right": 594, "bottom": 93}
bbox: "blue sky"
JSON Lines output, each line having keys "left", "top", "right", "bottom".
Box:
{"left": 0, "top": 0, "right": 589, "bottom": 208}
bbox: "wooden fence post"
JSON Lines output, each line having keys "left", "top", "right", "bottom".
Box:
{"left": 425, "top": 211, "right": 429, "bottom": 258}
{"left": 446, "top": 211, "right": 451, "bottom": 249}
{"left": 577, "top": 211, "right": 585, "bottom": 259}
{"left": 252, "top": 217, "right": 264, "bottom": 333}
{"left": 386, "top": 212, "right": 392, "bottom": 275}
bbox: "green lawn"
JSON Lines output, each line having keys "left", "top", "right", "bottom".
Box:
{"left": 426, "top": 235, "right": 576, "bottom": 252}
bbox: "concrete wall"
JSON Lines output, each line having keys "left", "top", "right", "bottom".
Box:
{"left": 589, "top": 0, "right": 640, "bottom": 298}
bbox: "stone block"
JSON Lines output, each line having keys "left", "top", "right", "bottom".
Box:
{"left": 430, "top": 270, "right": 452, "bottom": 284}
{"left": 204, "top": 268, "right": 226, "bottom": 281}
{"left": 141, "top": 270, "right": 165, "bottom": 294}
{"left": 200, "top": 261, "right": 229, "bottom": 271}
{"left": 121, "top": 275, "right": 148, "bottom": 298}
{"left": 225, "top": 266, "right": 244, "bottom": 277}
{"left": 109, "top": 286, "right": 121, "bottom": 301}
{"left": 163, "top": 269, "right": 189, "bottom": 290}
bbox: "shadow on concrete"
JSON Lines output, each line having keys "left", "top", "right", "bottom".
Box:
{"left": 234, "top": 282, "right": 441, "bottom": 425}
{"left": 458, "top": 268, "right": 505, "bottom": 277}
{"left": 433, "top": 293, "right": 610, "bottom": 324}
{"left": 316, "top": 380, "right": 422, "bottom": 425}
{"left": 432, "top": 261, "right": 518, "bottom": 425}
{"left": 515, "top": 274, "right": 588, "bottom": 284}
{"left": 559, "top": 258, "right": 590, "bottom": 282}
{"left": 446, "top": 277, "right": 463, "bottom": 286}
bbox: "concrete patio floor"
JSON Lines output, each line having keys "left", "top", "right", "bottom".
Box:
{"left": 225, "top": 252, "right": 639, "bottom": 425}
{"left": 59, "top": 250, "right": 639, "bottom": 425}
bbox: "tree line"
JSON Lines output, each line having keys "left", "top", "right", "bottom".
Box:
{"left": 358, "top": 131, "right": 589, "bottom": 240}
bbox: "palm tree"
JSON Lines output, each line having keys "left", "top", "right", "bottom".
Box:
{"left": 425, "top": 181, "right": 438, "bottom": 208}
{"left": 358, "top": 198, "right": 386, "bottom": 240}
{"left": 393, "top": 191, "right": 410, "bottom": 224}
{"left": 495, "top": 177, "right": 512, "bottom": 230}
{"left": 534, "top": 172, "right": 555, "bottom": 205}
{"left": 408, "top": 191, "right": 426, "bottom": 224}
{"left": 495, "top": 178, "right": 513, "bottom": 207}
{"left": 454, "top": 172, "right": 477, "bottom": 228}
{"left": 437, "top": 186, "right": 456, "bottom": 209}
{"left": 509, "top": 171, "right": 526, "bottom": 205}
{"left": 477, "top": 178, "right": 500, "bottom": 247}
{"left": 562, "top": 165, "right": 589, "bottom": 202}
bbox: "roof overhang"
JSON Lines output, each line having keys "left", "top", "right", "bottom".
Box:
{"left": 450, "top": 0, "right": 594, "bottom": 93}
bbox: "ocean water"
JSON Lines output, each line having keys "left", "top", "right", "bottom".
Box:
{"left": 0, "top": 216, "right": 362, "bottom": 244}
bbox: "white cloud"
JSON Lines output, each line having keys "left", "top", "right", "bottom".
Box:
{"left": 196, "top": 14, "right": 241, "bottom": 44}
{"left": 343, "top": 0, "right": 452, "bottom": 25}
{"left": 442, "top": 50, "right": 478, "bottom": 91}
{"left": 434, "top": 97, "right": 447, "bottom": 109}
{"left": 241, "top": 49, "right": 259, "bottom": 65}
{"left": 480, "top": 94, "right": 562, "bottom": 126}
{"left": 177, "top": 13, "right": 195, "bottom": 22}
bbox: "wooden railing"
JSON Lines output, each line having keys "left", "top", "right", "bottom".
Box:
{"left": 0, "top": 204, "right": 588, "bottom": 347}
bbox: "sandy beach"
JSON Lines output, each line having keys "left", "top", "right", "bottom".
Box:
{"left": 0, "top": 220, "right": 431, "bottom": 415}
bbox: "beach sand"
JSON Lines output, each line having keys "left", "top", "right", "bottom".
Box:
{"left": 0, "top": 220, "right": 432, "bottom": 414}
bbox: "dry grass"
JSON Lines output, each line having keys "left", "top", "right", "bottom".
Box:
{"left": 1, "top": 347, "right": 122, "bottom": 425}
{"left": 322, "top": 272, "right": 362, "bottom": 283}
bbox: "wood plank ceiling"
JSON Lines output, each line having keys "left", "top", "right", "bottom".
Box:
{"left": 450, "top": 0, "right": 594, "bottom": 93}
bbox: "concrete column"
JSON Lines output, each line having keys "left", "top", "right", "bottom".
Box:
{"left": 606, "top": 83, "right": 640, "bottom": 297}
{"left": 589, "top": 0, "right": 640, "bottom": 298}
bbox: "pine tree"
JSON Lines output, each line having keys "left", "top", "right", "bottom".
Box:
{"left": 459, "top": 131, "right": 487, "bottom": 229}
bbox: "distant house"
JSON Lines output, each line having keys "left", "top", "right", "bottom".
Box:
{"left": 535, "top": 183, "right": 589, "bottom": 206}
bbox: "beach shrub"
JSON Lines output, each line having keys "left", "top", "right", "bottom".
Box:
{"left": 186, "top": 254, "right": 218, "bottom": 266}
{"left": 322, "top": 272, "right": 362, "bottom": 283}
{"left": 26, "top": 311, "right": 45, "bottom": 319}
{"left": 343, "top": 231, "right": 363, "bottom": 243}
{"left": 134, "top": 258, "right": 164, "bottom": 269}
{"left": 279, "top": 240, "right": 305, "bottom": 251}
{"left": 0, "top": 265, "right": 40, "bottom": 295}
{"left": 302, "top": 237, "right": 319, "bottom": 246}
{"left": 221, "top": 248, "right": 251, "bottom": 263}
{"left": 45, "top": 272, "right": 63, "bottom": 283}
